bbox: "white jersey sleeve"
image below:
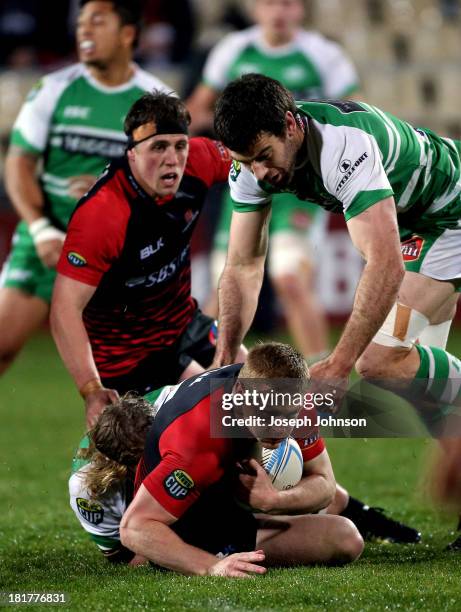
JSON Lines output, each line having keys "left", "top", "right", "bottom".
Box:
{"left": 11, "top": 64, "right": 83, "bottom": 154}
{"left": 69, "top": 466, "right": 127, "bottom": 553}
{"left": 297, "top": 32, "right": 359, "bottom": 98}
{"left": 202, "top": 28, "right": 258, "bottom": 91}
{"left": 228, "top": 161, "right": 272, "bottom": 211}
{"left": 316, "top": 122, "right": 393, "bottom": 219}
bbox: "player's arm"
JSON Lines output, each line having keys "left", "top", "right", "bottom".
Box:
{"left": 120, "top": 484, "right": 266, "bottom": 577}
{"left": 239, "top": 448, "right": 335, "bottom": 515}
{"left": 4, "top": 147, "right": 65, "bottom": 268}
{"left": 50, "top": 274, "right": 119, "bottom": 427}
{"left": 213, "top": 207, "right": 271, "bottom": 367}
{"left": 312, "top": 197, "right": 404, "bottom": 379}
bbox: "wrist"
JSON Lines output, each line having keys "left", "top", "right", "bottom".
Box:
{"left": 79, "top": 378, "right": 104, "bottom": 399}
{"left": 29, "top": 217, "right": 65, "bottom": 246}
{"left": 259, "top": 489, "right": 280, "bottom": 514}
{"left": 326, "top": 352, "right": 354, "bottom": 377}
{"left": 29, "top": 217, "right": 51, "bottom": 238}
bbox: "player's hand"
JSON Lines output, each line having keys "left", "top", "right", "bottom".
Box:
{"left": 85, "top": 388, "right": 120, "bottom": 429}
{"left": 236, "top": 458, "right": 278, "bottom": 513}
{"left": 308, "top": 357, "right": 350, "bottom": 414}
{"left": 207, "top": 550, "right": 266, "bottom": 578}
{"left": 68, "top": 174, "right": 97, "bottom": 200}
{"left": 36, "top": 237, "right": 65, "bottom": 268}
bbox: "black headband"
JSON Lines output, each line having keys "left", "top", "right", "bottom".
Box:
{"left": 126, "top": 118, "right": 189, "bottom": 150}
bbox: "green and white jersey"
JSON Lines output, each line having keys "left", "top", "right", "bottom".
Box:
{"left": 69, "top": 385, "right": 173, "bottom": 555}
{"left": 10, "top": 63, "right": 170, "bottom": 229}
{"left": 203, "top": 26, "right": 359, "bottom": 99}
{"left": 230, "top": 100, "right": 461, "bottom": 233}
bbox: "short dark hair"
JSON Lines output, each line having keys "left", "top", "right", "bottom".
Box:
{"left": 90, "top": 393, "right": 153, "bottom": 466}
{"left": 214, "top": 74, "right": 298, "bottom": 153}
{"left": 79, "top": 0, "right": 142, "bottom": 47}
{"left": 124, "top": 90, "right": 191, "bottom": 138}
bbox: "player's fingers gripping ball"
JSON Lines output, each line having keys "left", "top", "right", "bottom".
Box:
{"left": 236, "top": 438, "right": 303, "bottom": 511}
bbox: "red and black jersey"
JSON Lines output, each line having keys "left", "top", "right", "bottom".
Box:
{"left": 135, "top": 364, "right": 326, "bottom": 519}
{"left": 57, "top": 138, "right": 230, "bottom": 379}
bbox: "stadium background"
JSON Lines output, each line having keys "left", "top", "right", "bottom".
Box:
{"left": 1, "top": 1, "right": 461, "bottom": 610}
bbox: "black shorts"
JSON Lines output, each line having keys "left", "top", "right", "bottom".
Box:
{"left": 172, "top": 479, "right": 257, "bottom": 557}
{"left": 101, "top": 309, "right": 218, "bottom": 395}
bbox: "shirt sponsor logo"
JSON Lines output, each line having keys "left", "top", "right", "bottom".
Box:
{"left": 401, "top": 236, "right": 424, "bottom": 261}
{"left": 63, "top": 106, "right": 91, "bottom": 119}
{"left": 140, "top": 237, "right": 164, "bottom": 260}
{"left": 339, "top": 159, "right": 352, "bottom": 173}
{"left": 76, "top": 497, "right": 104, "bottom": 524}
{"left": 163, "top": 469, "right": 194, "bottom": 499}
{"left": 56, "top": 134, "right": 126, "bottom": 159}
{"left": 336, "top": 152, "right": 369, "bottom": 192}
{"left": 230, "top": 160, "right": 241, "bottom": 182}
{"left": 67, "top": 251, "right": 87, "bottom": 267}
{"left": 125, "top": 245, "right": 189, "bottom": 288}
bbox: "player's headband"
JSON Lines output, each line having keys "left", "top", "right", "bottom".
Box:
{"left": 126, "top": 119, "right": 189, "bottom": 150}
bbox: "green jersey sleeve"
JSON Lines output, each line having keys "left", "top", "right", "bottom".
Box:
{"left": 10, "top": 73, "right": 68, "bottom": 154}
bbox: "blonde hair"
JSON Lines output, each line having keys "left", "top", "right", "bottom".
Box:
{"left": 78, "top": 440, "right": 131, "bottom": 499}
{"left": 239, "top": 341, "right": 309, "bottom": 379}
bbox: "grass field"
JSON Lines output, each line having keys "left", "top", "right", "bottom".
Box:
{"left": 2, "top": 330, "right": 461, "bottom": 611}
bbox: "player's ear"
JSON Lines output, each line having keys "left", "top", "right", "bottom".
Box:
{"left": 285, "top": 112, "right": 297, "bottom": 138}
{"left": 126, "top": 147, "right": 135, "bottom": 162}
{"left": 120, "top": 24, "right": 137, "bottom": 50}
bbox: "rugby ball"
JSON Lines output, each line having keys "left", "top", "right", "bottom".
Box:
{"left": 260, "top": 438, "right": 304, "bottom": 491}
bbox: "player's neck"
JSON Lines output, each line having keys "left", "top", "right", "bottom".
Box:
{"left": 261, "top": 29, "right": 295, "bottom": 48}
{"left": 86, "top": 59, "right": 134, "bottom": 87}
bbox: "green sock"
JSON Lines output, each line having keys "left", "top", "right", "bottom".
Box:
{"left": 415, "top": 344, "right": 461, "bottom": 402}
{"left": 413, "top": 345, "right": 461, "bottom": 430}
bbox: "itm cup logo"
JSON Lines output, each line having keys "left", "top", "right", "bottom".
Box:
{"left": 163, "top": 469, "right": 194, "bottom": 499}
{"left": 76, "top": 498, "right": 104, "bottom": 525}
{"left": 67, "top": 251, "right": 87, "bottom": 267}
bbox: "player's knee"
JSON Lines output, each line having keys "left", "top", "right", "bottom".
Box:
{"left": 331, "top": 517, "right": 364, "bottom": 564}
{"left": 356, "top": 345, "right": 408, "bottom": 379}
{"left": 355, "top": 348, "right": 384, "bottom": 378}
{"left": 272, "top": 273, "right": 306, "bottom": 304}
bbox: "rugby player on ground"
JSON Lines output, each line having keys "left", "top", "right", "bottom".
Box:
{"left": 93, "top": 343, "right": 365, "bottom": 574}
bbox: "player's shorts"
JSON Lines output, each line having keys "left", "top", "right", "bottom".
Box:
{"left": 172, "top": 478, "right": 257, "bottom": 557}
{"left": 100, "top": 308, "right": 218, "bottom": 395}
{"left": 214, "top": 188, "right": 322, "bottom": 252}
{"left": 0, "top": 221, "right": 56, "bottom": 303}
{"left": 399, "top": 226, "right": 461, "bottom": 291}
